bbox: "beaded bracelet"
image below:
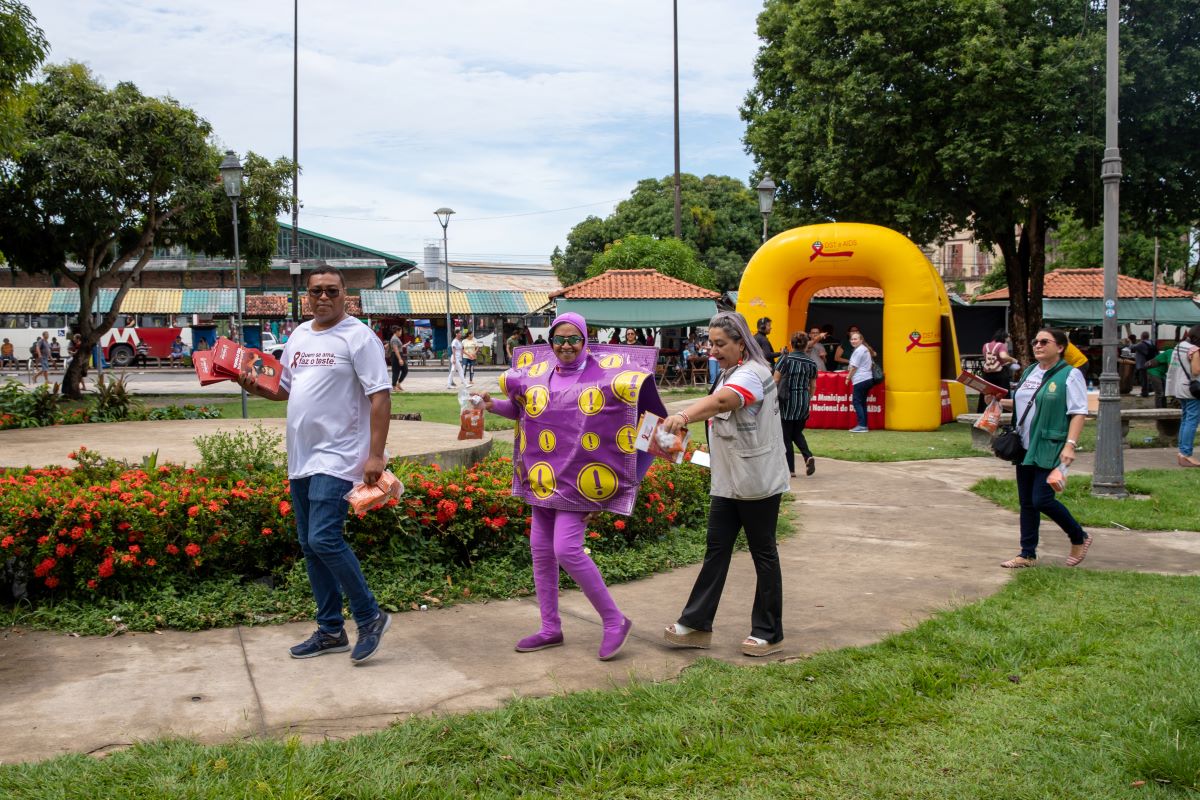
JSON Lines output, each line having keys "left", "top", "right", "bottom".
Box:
{"left": 678, "top": 410, "right": 691, "bottom": 425}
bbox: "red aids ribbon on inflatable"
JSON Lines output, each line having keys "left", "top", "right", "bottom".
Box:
{"left": 809, "top": 241, "right": 855, "bottom": 261}
{"left": 905, "top": 331, "right": 939, "bottom": 352}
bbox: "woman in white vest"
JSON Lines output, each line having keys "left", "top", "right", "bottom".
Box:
{"left": 659, "top": 311, "right": 791, "bottom": 656}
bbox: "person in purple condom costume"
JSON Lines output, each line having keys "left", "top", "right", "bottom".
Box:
{"left": 482, "top": 312, "right": 667, "bottom": 661}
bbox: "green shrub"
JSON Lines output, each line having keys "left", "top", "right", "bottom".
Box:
{"left": 88, "top": 373, "right": 144, "bottom": 422}
{"left": 0, "top": 378, "right": 61, "bottom": 428}
{"left": 0, "top": 452, "right": 711, "bottom": 607}
{"left": 193, "top": 425, "right": 286, "bottom": 477}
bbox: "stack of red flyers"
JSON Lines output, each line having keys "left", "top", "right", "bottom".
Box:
{"left": 194, "top": 337, "right": 283, "bottom": 394}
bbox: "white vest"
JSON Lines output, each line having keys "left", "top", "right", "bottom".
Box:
{"left": 709, "top": 360, "right": 791, "bottom": 500}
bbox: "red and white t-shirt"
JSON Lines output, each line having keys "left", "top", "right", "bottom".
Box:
{"left": 713, "top": 363, "right": 766, "bottom": 416}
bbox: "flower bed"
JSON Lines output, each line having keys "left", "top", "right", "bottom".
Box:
{"left": 0, "top": 378, "right": 219, "bottom": 429}
{"left": 0, "top": 450, "right": 710, "bottom": 602}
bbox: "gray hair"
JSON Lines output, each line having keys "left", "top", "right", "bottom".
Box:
{"left": 708, "top": 311, "right": 769, "bottom": 367}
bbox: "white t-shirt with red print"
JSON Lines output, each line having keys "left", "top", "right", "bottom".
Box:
{"left": 280, "top": 316, "right": 391, "bottom": 482}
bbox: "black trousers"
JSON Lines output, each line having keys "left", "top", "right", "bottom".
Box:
{"left": 678, "top": 493, "right": 783, "bottom": 643}
{"left": 390, "top": 359, "right": 408, "bottom": 387}
{"left": 780, "top": 417, "right": 813, "bottom": 472}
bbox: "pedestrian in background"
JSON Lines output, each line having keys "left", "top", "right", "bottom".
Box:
{"left": 1166, "top": 324, "right": 1200, "bottom": 468}
{"left": 754, "top": 317, "right": 776, "bottom": 370}
{"left": 388, "top": 325, "right": 407, "bottom": 391}
{"left": 461, "top": 330, "right": 478, "bottom": 385}
{"left": 775, "top": 331, "right": 819, "bottom": 476}
{"left": 844, "top": 330, "right": 879, "bottom": 432}
{"left": 446, "top": 328, "right": 465, "bottom": 389}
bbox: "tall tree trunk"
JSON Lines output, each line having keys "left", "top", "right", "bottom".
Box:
{"left": 996, "top": 203, "right": 1048, "bottom": 366}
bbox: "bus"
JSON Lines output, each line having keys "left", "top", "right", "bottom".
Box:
{"left": 0, "top": 313, "right": 192, "bottom": 368}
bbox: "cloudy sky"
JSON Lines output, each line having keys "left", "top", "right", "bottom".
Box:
{"left": 26, "top": 1, "right": 763, "bottom": 265}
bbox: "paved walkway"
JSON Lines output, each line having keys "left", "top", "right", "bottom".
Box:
{"left": 0, "top": 439, "right": 1196, "bottom": 763}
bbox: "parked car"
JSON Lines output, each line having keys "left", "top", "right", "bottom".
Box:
{"left": 260, "top": 332, "right": 285, "bottom": 361}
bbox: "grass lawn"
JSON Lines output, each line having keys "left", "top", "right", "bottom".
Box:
{"left": 971, "top": 469, "right": 1200, "bottom": 531}
{"left": 4, "top": 568, "right": 1198, "bottom": 798}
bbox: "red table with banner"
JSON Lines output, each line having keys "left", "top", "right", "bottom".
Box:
{"left": 807, "top": 373, "right": 955, "bottom": 429}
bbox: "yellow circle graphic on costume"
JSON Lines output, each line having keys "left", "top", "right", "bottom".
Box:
{"left": 576, "top": 462, "right": 619, "bottom": 501}
{"left": 527, "top": 360, "right": 550, "bottom": 378}
{"left": 577, "top": 386, "right": 605, "bottom": 416}
{"left": 515, "top": 351, "right": 534, "bottom": 369}
{"left": 518, "top": 426, "right": 526, "bottom": 453}
{"left": 498, "top": 371, "right": 508, "bottom": 396}
{"left": 599, "top": 353, "right": 624, "bottom": 370}
{"left": 581, "top": 431, "right": 600, "bottom": 451}
{"left": 616, "top": 425, "right": 637, "bottom": 454}
{"left": 537, "top": 429, "right": 556, "bottom": 452}
{"left": 611, "top": 370, "right": 648, "bottom": 405}
{"left": 528, "top": 461, "right": 556, "bottom": 500}
{"left": 524, "top": 385, "right": 549, "bottom": 417}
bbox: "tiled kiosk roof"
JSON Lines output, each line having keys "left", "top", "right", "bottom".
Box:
{"left": 551, "top": 269, "right": 719, "bottom": 300}
{"left": 0, "top": 288, "right": 239, "bottom": 314}
{"left": 975, "top": 268, "right": 1194, "bottom": 301}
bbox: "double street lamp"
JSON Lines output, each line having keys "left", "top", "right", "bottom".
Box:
{"left": 434, "top": 207, "right": 455, "bottom": 357}
{"left": 219, "top": 150, "right": 248, "bottom": 419}
{"left": 756, "top": 173, "right": 777, "bottom": 244}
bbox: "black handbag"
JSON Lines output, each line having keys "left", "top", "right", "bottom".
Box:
{"left": 992, "top": 362, "right": 1066, "bottom": 464}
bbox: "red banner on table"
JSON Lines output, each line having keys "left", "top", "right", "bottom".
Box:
{"left": 807, "top": 372, "right": 885, "bottom": 429}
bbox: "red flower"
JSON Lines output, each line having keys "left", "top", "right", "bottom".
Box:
{"left": 587, "top": 531, "right": 600, "bottom": 539}
{"left": 128, "top": 544, "right": 140, "bottom": 554}
{"left": 614, "top": 520, "right": 626, "bottom": 531}
{"left": 97, "top": 558, "right": 114, "bottom": 579}
{"left": 33, "top": 557, "right": 56, "bottom": 578}
{"left": 44, "top": 576, "right": 59, "bottom": 589}
{"left": 279, "top": 501, "right": 292, "bottom": 516}
{"left": 261, "top": 527, "right": 273, "bottom": 536}
{"left": 0, "top": 536, "right": 13, "bottom": 549}
{"left": 436, "top": 499, "right": 459, "bottom": 524}
{"left": 184, "top": 543, "right": 201, "bottom": 557}
{"left": 56, "top": 543, "right": 68, "bottom": 557}
{"left": 145, "top": 558, "right": 157, "bottom": 567}
{"left": 166, "top": 544, "right": 179, "bottom": 555}
{"left": 86, "top": 579, "right": 97, "bottom": 589}
{"left": 187, "top": 505, "right": 200, "bottom": 518}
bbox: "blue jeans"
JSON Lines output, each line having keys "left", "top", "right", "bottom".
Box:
{"left": 708, "top": 359, "right": 719, "bottom": 384}
{"left": 1014, "top": 464, "right": 1087, "bottom": 559}
{"left": 851, "top": 379, "right": 875, "bottom": 428}
{"left": 1179, "top": 398, "right": 1199, "bottom": 457}
{"left": 290, "top": 474, "right": 379, "bottom": 633}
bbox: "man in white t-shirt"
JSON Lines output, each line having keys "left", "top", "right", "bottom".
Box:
{"left": 446, "top": 328, "right": 465, "bottom": 389}
{"left": 237, "top": 266, "right": 393, "bottom": 665}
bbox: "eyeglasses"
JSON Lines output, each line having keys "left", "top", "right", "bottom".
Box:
{"left": 551, "top": 335, "right": 584, "bottom": 346}
{"left": 1031, "top": 338, "right": 1056, "bottom": 347}
{"left": 307, "top": 286, "right": 342, "bottom": 298}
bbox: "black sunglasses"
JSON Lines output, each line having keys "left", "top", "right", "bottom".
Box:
{"left": 551, "top": 335, "right": 584, "bottom": 346}
{"left": 307, "top": 286, "right": 342, "bottom": 298}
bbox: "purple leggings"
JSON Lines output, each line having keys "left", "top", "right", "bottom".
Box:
{"left": 530, "top": 505, "right": 623, "bottom": 634}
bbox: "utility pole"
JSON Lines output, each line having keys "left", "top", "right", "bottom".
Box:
{"left": 672, "top": 0, "right": 682, "bottom": 239}
{"left": 289, "top": 0, "right": 301, "bottom": 324}
{"left": 1092, "top": 0, "right": 1126, "bottom": 498}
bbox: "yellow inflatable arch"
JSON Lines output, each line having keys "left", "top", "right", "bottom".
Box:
{"left": 736, "top": 222, "right": 967, "bottom": 431}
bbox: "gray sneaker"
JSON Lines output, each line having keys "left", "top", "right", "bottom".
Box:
{"left": 848, "top": 426, "right": 869, "bottom": 433}
{"left": 350, "top": 612, "right": 391, "bottom": 665}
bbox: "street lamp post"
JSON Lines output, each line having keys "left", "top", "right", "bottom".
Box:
{"left": 1092, "top": 0, "right": 1125, "bottom": 497}
{"left": 434, "top": 207, "right": 455, "bottom": 358}
{"left": 219, "top": 150, "right": 248, "bottom": 420}
{"left": 756, "top": 173, "right": 777, "bottom": 244}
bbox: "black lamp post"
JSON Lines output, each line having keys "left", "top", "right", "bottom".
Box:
{"left": 219, "top": 149, "right": 247, "bottom": 419}
{"left": 756, "top": 173, "right": 777, "bottom": 244}
{"left": 434, "top": 207, "right": 455, "bottom": 356}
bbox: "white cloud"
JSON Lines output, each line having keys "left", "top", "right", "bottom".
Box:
{"left": 26, "top": 0, "right": 762, "bottom": 261}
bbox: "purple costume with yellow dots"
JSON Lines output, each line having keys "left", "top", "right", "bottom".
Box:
{"left": 489, "top": 313, "right": 667, "bottom": 657}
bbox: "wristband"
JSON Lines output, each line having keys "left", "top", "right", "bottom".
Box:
{"left": 678, "top": 411, "right": 691, "bottom": 425}
{"left": 1065, "top": 439, "right": 1078, "bottom": 447}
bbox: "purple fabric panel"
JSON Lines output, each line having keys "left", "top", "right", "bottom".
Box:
{"left": 489, "top": 397, "right": 518, "bottom": 420}
{"left": 504, "top": 343, "right": 663, "bottom": 516}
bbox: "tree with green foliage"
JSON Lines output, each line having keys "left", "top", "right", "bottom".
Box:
{"left": 1048, "top": 213, "right": 1193, "bottom": 286}
{"left": 0, "top": 63, "right": 292, "bottom": 398}
{"left": 586, "top": 235, "right": 715, "bottom": 290}
{"left": 555, "top": 174, "right": 770, "bottom": 292}
{"left": 0, "top": 0, "right": 46, "bottom": 155}
{"left": 743, "top": 0, "right": 1200, "bottom": 363}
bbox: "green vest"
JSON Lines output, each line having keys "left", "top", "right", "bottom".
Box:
{"left": 1019, "top": 362, "right": 1073, "bottom": 469}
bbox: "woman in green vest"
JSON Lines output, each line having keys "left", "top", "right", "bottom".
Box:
{"left": 1000, "top": 327, "right": 1094, "bottom": 569}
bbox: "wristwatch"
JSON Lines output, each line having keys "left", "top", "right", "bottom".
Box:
{"left": 1065, "top": 439, "right": 1078, "bottom": 447}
